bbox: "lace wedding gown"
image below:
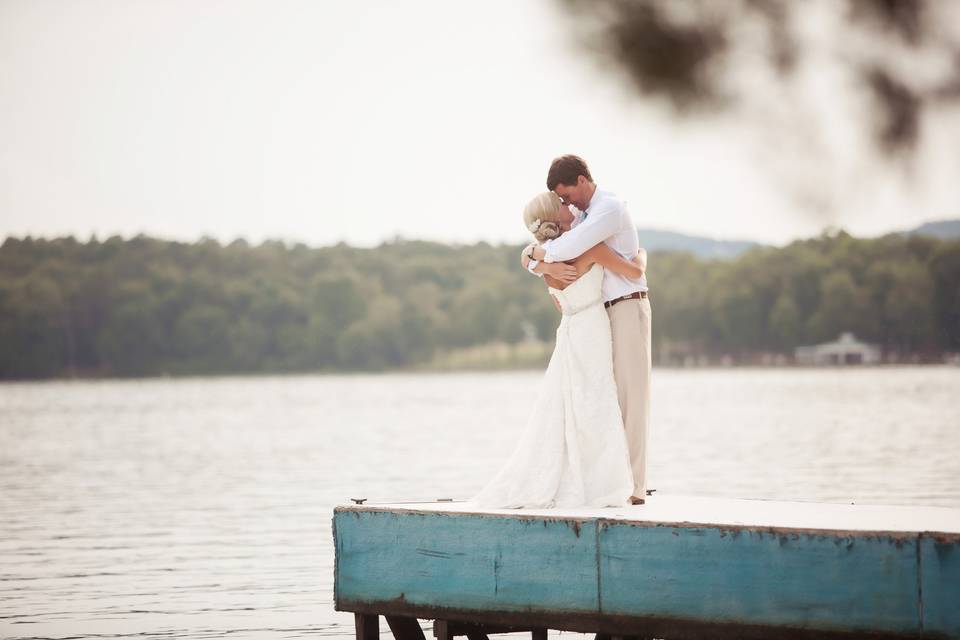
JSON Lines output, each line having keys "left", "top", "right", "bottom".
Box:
{"left": 468, "top": 264, "right": 634, "bottom": 509}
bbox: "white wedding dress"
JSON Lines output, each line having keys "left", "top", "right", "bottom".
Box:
{"left": 468, "top": 263, "right": 634, "bottom": 509}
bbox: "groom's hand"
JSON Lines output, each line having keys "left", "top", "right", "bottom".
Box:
{"left": 542, "top": 261, "right": 578, "bottom": 284}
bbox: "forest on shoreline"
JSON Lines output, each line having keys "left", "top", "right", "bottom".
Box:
{"left": 1, "top": 230, "right": 958, "bottom": 379}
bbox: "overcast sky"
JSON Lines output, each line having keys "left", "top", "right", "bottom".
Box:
{"left": 2, "top": 0, "right": 958, "bottom": 248}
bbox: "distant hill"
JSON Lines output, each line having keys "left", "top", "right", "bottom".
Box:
{"left": 637, "top": 228, "right": 762, "bottom": 259}
{"left": 905, "top": 219, "right": 960, "bottom": 239}
{"left": 635, "top": 218, "right": 960, "bottom": 259}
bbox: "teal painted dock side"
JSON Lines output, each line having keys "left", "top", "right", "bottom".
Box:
{"left": 332, "top": 496, "right": 960, "bottom": 639}
{"left": 334, "top": 508, "right": 600, "bottom": 615}
{"left": 598, "top": 522, "right": 921, "bottom": 634}
{"left": 921, "top": 533, "right": 960, "bottom": 635}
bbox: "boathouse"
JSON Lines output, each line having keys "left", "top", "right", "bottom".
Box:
{"left": 795, "top": 332, "right": 882, "bottom": 365}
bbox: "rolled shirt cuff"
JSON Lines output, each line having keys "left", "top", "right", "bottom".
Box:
{"left": 541, "top": 239, "right": 559, "bottom": 263}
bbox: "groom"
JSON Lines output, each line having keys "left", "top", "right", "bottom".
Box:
{"left": 523, "top": 155, "right": 652, "bottom": 505}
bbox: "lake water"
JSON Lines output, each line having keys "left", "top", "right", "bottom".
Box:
{"left": 1, "top": 367, "right": 959, "bottom": 639}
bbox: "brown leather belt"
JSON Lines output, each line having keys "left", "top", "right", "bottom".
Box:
{"left": 604, "top": 291, "right": 647, "bottom": 309}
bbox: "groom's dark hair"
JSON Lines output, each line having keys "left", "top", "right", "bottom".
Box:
{"left": 547, "top": 155, "right": 593, "bottom": 190}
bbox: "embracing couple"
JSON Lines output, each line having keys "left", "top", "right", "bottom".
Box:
{"left": 469, "top": 155, "right": 652, "bottom": 509}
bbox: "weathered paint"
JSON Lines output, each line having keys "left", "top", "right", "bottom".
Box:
{"left": 598, "top": 522, "right": 920, "bottom": 634}
{"left": 919, "top": 532, "right": 960, "bottom": 636}
{"left": 333, "top": 498, "right": 960, "bottom": 638}
{"left": 335, "top": 509, "right": 599, "bottom": 614}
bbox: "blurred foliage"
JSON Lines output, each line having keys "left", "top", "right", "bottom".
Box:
{"left": 558, "top": 0, "right": 960, "bottom": 154}
{"left": 0, "top": 231, "right": 958, "bottom": 378}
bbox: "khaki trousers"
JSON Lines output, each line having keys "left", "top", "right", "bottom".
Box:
{"left": 606, "top": 296, "right": 652, "bottom": 497}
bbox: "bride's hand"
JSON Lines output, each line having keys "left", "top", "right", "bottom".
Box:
{"left": 542, "top": 261, "right": 578, "bottom": 284}
{"left": 631, "top": 248, "right": 647, "bottom": 277}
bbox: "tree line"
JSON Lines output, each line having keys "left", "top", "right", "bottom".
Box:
{"left": 1, "top": 230, "right": 957, "bottom": 379}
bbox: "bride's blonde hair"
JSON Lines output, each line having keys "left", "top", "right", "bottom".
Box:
{"left": 522, "top": 191, "right": 563, "bottom": 243}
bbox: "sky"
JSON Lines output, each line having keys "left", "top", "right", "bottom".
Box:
{"left": 1, "top": 0, "right": 958, "bottom": 248}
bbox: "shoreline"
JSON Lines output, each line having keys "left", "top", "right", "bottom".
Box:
{"left": 1, "top": 361, "right": 957, "bottom": 384}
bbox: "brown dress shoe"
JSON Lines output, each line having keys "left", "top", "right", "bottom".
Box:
{"left": 629, "top": 496, "right": 645, "bottom": 505}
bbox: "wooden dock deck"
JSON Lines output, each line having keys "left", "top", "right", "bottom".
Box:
{"left": 332, "top": 494, "right": 960, "bottom": 640}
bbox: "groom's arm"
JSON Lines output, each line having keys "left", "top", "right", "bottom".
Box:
{"left": 530, "top": 202, "right": 621, "bottom": 263}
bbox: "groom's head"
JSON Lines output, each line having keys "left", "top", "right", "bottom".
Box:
{"left": 547, "top": 155, "right": 596, "bottom": 212}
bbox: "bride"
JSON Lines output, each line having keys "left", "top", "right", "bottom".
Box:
{"left": 467, "top": 192, "right": 646, "bottom": 509}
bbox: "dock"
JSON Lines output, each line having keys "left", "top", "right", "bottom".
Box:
{"left": 332, "top": 494, "right": 960, "bottom": 640}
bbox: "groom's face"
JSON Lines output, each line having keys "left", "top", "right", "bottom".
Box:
{"left": 554, "top": 176, "right": 591, "bottom": 212}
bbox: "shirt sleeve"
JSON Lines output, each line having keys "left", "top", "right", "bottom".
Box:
{"left": 543, "top": 200, "right": 622, "bottom": 262}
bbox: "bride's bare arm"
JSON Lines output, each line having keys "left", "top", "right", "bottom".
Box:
{"left": 572, "top": 243, "right": 645, "bottom": 279}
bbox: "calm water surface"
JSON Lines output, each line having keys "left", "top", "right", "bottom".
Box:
{"left": 1, "top": 367, "right": 959, "bottom": 638}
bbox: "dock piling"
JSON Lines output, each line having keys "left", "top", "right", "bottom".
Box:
{"left": 386, "top": 616, "right": 427, "bottom": 640}
{"left": 354, "top": 613, "right": 378, "bottom": 640}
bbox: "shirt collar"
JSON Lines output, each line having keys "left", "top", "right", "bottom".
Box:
{"left": 584, "top": 185, "right": 601, "bottom": 213}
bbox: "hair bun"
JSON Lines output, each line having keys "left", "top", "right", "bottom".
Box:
{"left": 523, "top": 191, "right": 564, "bottom": 243}
{"left": 536, "top": 221, "right": 561, "bottom": 242}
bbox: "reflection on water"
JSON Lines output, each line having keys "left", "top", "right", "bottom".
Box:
{"left": 1, "top": 367, "right": 958, "bottom": 638}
